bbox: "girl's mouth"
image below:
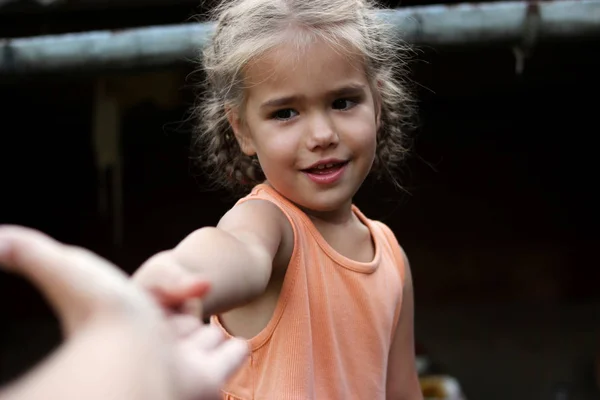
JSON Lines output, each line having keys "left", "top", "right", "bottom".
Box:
{"left": 302, "top": 161, "right": 348, "bottom": 184}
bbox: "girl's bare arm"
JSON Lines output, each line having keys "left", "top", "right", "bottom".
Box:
{"left": 133, "top": 199, "right": 291, "bottom": 317}
{"left": 386, "top": 252, "right": 423, "bottom": 400}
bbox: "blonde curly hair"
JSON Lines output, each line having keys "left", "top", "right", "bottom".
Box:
{"left": 193, "top": 0, "right": 415, "bottom": 193}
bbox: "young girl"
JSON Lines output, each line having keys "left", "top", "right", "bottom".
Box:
{"left": 134, "top": 0, "right": 422, "bottom": 398}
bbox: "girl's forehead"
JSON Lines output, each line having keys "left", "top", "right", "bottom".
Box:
{"left": 243, "top": 40, "right": 368, "bottom": 89}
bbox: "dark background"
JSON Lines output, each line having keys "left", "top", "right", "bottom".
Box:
{"left": 1, "top": 1, "right": 599, "bottom": 399}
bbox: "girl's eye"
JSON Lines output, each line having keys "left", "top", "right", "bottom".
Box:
{"left": 272, "top": 109, "right": 298, "bottom": 121}
{"left": 332, "top": 98, "right": 357, "bottom": 110}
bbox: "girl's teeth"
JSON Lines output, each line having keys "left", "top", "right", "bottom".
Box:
{"left": 317, "top": 163, "right": 335, "bottom": 169}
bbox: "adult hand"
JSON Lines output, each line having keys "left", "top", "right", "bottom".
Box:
{"left": 0, "top": 225, "right": 247, "bottom": 400}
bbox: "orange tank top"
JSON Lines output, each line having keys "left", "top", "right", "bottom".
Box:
{"left": 211, "top": 184, "right": 406, "bottom": 400}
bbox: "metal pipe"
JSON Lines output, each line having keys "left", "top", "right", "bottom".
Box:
{"left": 1, "top": 0, "right": 599, "bottom": 75}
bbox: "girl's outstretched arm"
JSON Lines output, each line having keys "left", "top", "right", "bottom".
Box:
{"left": 133, "top": 199, "right": 292, "bottom": 318}
{"left": 386, "top": 251, "right": 424, "bottom": 400}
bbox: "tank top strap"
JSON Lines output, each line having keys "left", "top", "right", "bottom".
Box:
{"left": 236, "top": 184, "right": 305, "bottom": 230}
{"left": 371, "top": 221, "right": 406, "bottom": 283}
{"left": 368, "top": 220, "right": 407, "bottom": 337}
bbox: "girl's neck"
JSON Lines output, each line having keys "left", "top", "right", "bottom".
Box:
{"left": 262, "top": 181, "right": 356, "bottom": 226}
{"left": 299, "top": 201, "right": 355, "bottom": 227}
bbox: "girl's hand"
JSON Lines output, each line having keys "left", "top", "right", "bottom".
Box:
{"left": 133, "top": 250, "right": 208, "bottom": 319}
{"left": 0, "top": 225, "right": 248, "bottom": 400}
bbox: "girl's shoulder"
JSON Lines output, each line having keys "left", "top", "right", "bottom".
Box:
{"left": 223, "top": 184, "right": 295, "bottom": 272}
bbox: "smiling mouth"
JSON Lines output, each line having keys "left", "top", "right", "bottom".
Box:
{"left": 302, "top": 161, "right": 349, "bottom": 174}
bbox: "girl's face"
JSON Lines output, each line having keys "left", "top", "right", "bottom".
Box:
{"left": 229, "top": 40, "right": 379, "bottom": 218}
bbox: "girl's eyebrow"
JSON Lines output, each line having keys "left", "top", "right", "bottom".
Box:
{"left": 260, "top": 95, "right": 300, "bottom": 110}
{"left": 328, "top": 84, "right": 367, "bottom": 98}
{"left": 259, "top": 83, "right": 366, "bottom": 110}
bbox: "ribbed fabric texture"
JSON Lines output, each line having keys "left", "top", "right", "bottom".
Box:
{"left": 211, "top": 184, "right": 406, "bottom": 400}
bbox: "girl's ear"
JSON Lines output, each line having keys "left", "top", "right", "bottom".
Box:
{"left": 226, "top": 106, "right": 257, "bottom": 156}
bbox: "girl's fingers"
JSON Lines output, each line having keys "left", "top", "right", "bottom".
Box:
{"left": 134, "top": 253, "right": 210, "bottom": 318}
{"left": 150, "top": 280, "right": 208, "bottom": 317}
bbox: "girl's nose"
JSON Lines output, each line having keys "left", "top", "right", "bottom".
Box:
{"left": 306, "top": 113, "right": 339, "bottom": 151}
